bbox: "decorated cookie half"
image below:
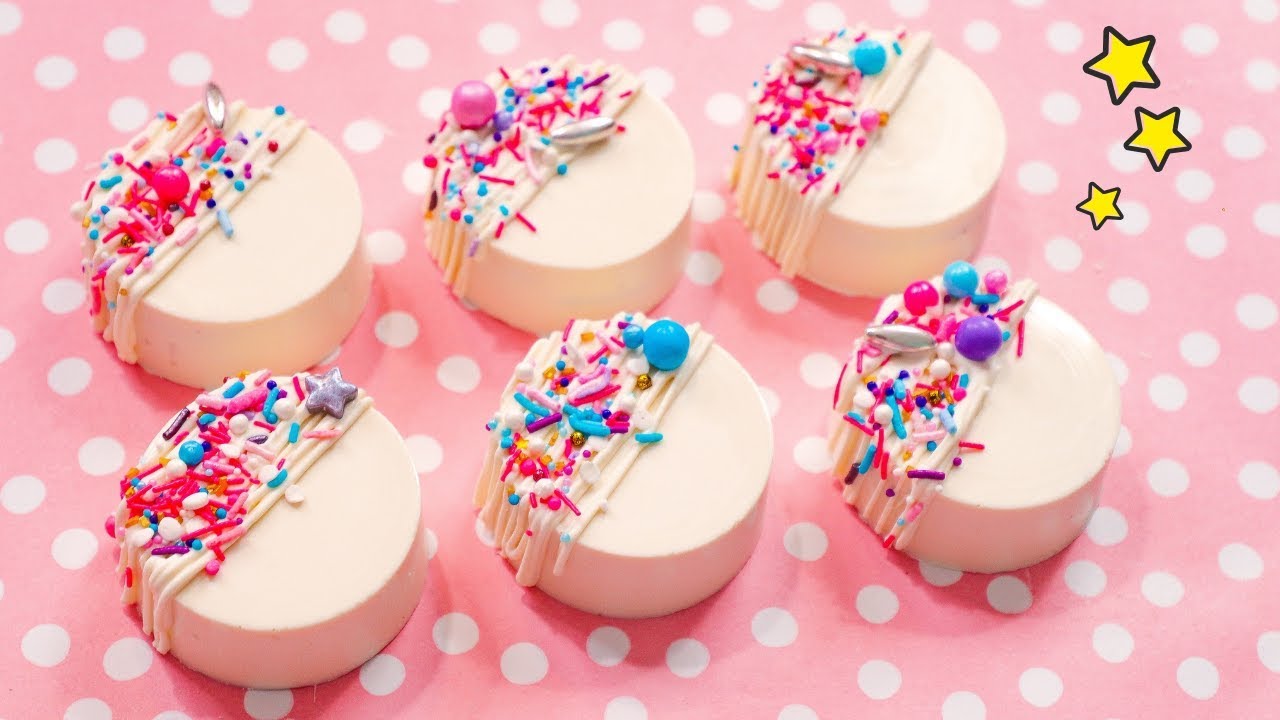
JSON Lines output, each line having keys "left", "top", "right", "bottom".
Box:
{"left": 827, "top": 262, "right": 1120, "bottom": 572}
{"left": 107, "top": 369, "right": 426, "bottom": 688}
{"left": 731, "top": 26, "right": 1005, "bottom": 296}
{"left": 73, "top": 84, "right": 370, "bottom": 388}
{"left": 422, "top": 57, "right": 695, "bottom": 334}
{"left": 475, "top": 313, "right": 772, "bottom": 617}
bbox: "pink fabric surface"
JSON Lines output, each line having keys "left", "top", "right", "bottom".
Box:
{"left": 2, "top": 0, "right": 1278, "bottom": 718}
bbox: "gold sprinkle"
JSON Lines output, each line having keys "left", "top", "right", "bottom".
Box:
{"left": 635, "top": 374, "right": 652, "bottom": 391}
{"left": 570, "top": 431, "right": 586, "bottom": 448}
{"left": 879, "top": 111, "right": 890, "bottom": 126}
{"left": 580, "top": 331, "right": 595, "bottom": 342}
{"left": 542, "top": 367, "right": 556, "bottom": 380}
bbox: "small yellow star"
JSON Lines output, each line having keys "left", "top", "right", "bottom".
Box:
{"left": 1123, "top": 106, "right": 1192, "bottom": 172}
{"left": 1076, "top": 182, "right": 1125, "bottom": 230}
{"left": 1083, "top": 26, "right": 1160, "bottom": 105}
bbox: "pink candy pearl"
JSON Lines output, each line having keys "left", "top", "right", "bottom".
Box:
{"left": 150, "top": 164, "right": 191, "bottom": 205}
{"left": 451, "top": 80, "right": 497, "bottom": 130}
{"left": 983, "top": 270, "right": 1008, "bottom": 295}
{"left": 903, "top": 280, "right": 940, "bottom": 316}
{"left": 859, "top": 109, "right": 880, "bottom": 132}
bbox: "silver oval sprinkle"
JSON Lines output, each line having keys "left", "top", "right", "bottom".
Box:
{"left": 787, "top": 43, "right": 856, "bottom": 76}
{"left": 549, "top": 116, "right": 616, "bottom": 147}
{"left": 203, "top": 82, "right": 227, "bottom": 132}
{"left": 865, "top": 324, "right": 938, "bottom": 353}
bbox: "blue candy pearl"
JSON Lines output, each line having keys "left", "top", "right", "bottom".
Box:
{"left": 942, "top": 260, "right": 980, "bottom": 298}
{"left": 852, "top": 40, "right": 888, "bottom": 75}
{"left": 178, "top": 440, "right": 205, "bottom": 466}
{"left": 622, "top": 324, "right": 644, "bottom": 349}
{"left": 642, "top": 319, "right": 690, "bottom": 371}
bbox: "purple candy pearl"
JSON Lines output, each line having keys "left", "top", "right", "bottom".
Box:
{"left": 451, "top": 80, "right": 497, "bottom": 130}
{"left": 493, "top": 110, "right": 514, "bottom": 132}
{"left": 954, "top": 316, "right": 1003, "bottom": 362}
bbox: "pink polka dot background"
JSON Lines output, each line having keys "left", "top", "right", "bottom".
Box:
{"left": 1, "top": 0, "right": 1277, "bottom": 717}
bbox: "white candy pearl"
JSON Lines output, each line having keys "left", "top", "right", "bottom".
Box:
{"left": 929, "top": 359, "right": 951, "bottom": 378}
{"left": 284, "top": 485, "right": 305, "bottom": 504}
{"left": 228, "top": 414, "right": 249, "bottom": 435}
{"left": 219, "top": 443, "right": 241, "bottom": 459}
{"left": 164, "top": 459, "right": 188, "bottom": 478}
{"left": 526, "top": 438, "right": 548, "bottom": 455}
{"left": 625, "top": 357, "right": 650, "bottom": 375}
{"left": 578, "top": 461, "right": 601, "bottom": 485}
{"left": 937, "top": 342, "right": 955, "bottom": 359}
{"left": 127, "top": 527, "right": 154, "bottom": 547}
{"left": 272, "top": 398, "right": 297, "bottom": 421}
{"left": 854, "top": 389, "right": 875, "bottom": 409}
{"left": 515, "top": 362, "right": 535, "bottom": 382}
{"left": 257, "top": 465, "right": 279, "bottom": 484}
{"left": 614, "top": 395, "right": 637, "bottom": 414}
{"left": 182, "top": 492, "right": 210, "bottom": 511}
{"left": 157, "top": 517, "right": 183, "bottom": 542}
{"left": 873, "top": 404, "right": 893, "bottom": 425}
{"left": 534, "top": 478, "right": 555, "bottom": 498}
{"left": 504, "top": 409, "right": 526, "bottom": 429}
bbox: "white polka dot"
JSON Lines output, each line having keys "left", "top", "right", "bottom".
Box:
{"left": 963, "top": 20, "right": 1000, "bottom": 52}
{"left": 2, "top": 475, "right": 45, "bottom": 514}
{"left": 919, "top": 560, "right": 963, "bottom": 586}
{"left": 1147, "top": 458, "right": 1190, "bottom": 498}
{"left": 433, "top": 612, "right": 479, "bottom": 654}
{"left": 325, "top": 9, "right": 366, "bottom": 43}
{"left": 1239, "top": 461, "right": 1279, "bottom": 500}
{"left": 1018, "top": 667, "right": 1063, "bottom": 708}
{"left": 777, "top": 705, "right": 818, "bottom": 720}
{"left": 637, "top": 66, "right": 674, "bottom": 99}
{"left": 48, "top": 357, "right": 92, "bottom": 397}
{"left": 539, "top": 0, "right": 579, "bottom": 28}
{"left": 500, "top": 642, "right": 548, "bottom": 685}
{"left": 1240, "top": 376, "right": 1280, "bottom": 414}
{"left": 602, "top": 18, "right": 644, "bottom": 51}
{"left": 0, "top": 327, "right": 13, "bottom": 364}
{"left": 52, "top": 528, "right": 98, "bottom": 570}
{"left": 705, "top": 92, "right": 745, "bottom": 126}
{"left": 266, "top": 37, "right": 306, "bottom": 71}
{"left": 22, "top": 624, "right": 70, "bottom": 667}
{"left": 1237, "top": 293, "right": 1278, "bottom": 330}
{"left": 1175, "top": 169, "right": 1214, "bottom": 203}
{"left": 475, "top": 516, "right": 496, "bottom": 546}
{"left": 388, "top": 35, "right": 429, "bottom": 69}
{"left": 857, "top": 659, "right": 901, "bottom": 700}
{"left": 1085, "top": 506, "right": 1128, "bottom": 546}
{"left": 1224, "top": 125, "right": 1266, "bottom": 159}
{"left": 692, "top": 190, "right": 726, "bottom": 223}
{"left": 1219, "top": 542, "right": 1264, "bottom": 580}
{"left": 1246, "top": 0, "right": 1280, "bottom": 20}
{"left": 1046, "top": 21, "right": 1082, "bottom": 53}
{"left": 1063, "top": 560, "right": 1106, "bottom": 597}
{"left": 890, "top": 0, "right": 929, "bottom": 18}
{"left": 1092, "top": 623, "right": 1134, "bottom": 663}
{"left": 477, "top": 22, "right": 520, "bottom": 55}
{"left": 102, "top": 27, "right": 146, "bottom": 63}
{"left": 0, "top": 2, "right": 19, "bottom": 35}
{"left": 405, "top": 434, "right": 443, "bottom": 474}
{"left": 424, "top": 528, "right": 438, "bottom": 560}
{"left": 752, "top": 607, "right": 798, "bottom": 647}
{"left": 973, "top": 255, "right": 1009, "bottom": 277}
{"left": 437, "top": 355, "right": 481, "bottom": 394}
{"left": 168, "top": 51, "right": 212, "bottom": 86}
{"left": 986, "top": 575, "right": 1032, "bottom": 614}
{"left": 856, "top": 585, "right": 899, "bottom": 624}
{"left": 783, "top": 522, "right": 828, "bottom": 561}
{"left": 1256, "top": 202, "right": 1280, "bottom": 236}
{"left": 792, "top": 436, "right": 832, "bottom": 474}
{"left": 65, "top": 698, "right": 112, "bottom": 720}
{"left": 243, "top": 689, "right": 292, "bottom": 720}
{"left": 108, "top": 96, "right": 149, "bottom": 133}
{"left": 1042, "top": 236, "right": 1081, "bottom": 272}
{"left": 666, "top": 638, "right": 710, "bottom": 678}
{"left": 1017, "top": 161, "right": 1058, "bottom": 194}
{"left": 34, "top": 138, "right": 77, "bottom": 174}
{"left": 799, "top": 352, "right": 839, "bottom": 389}
{"left": 417, "top": 87, "right": 451, "bottom": 120}
{"left": 604, "top": 697, "right": 648, "bottom": 720}
{"left": 1106, "top": 353, "right": 1128, "bottom": 386}
{"left": 43, "top": 277, "right": 86, "bottom": 314}
{"left": 1108, "top": 277, "right": 1149, "bottom": 314}
{"left": 103, "top": 637, "right": 153, "bottom": 680}
{"left": 1185, "top": 224, "right": 1226, "bottom": 259}
{"left": 693, "top": 5, "right": 732, "bottom": 36}
{"left": 1108, "top": 141, "right": 1146, "bottom": 173}
{"left": 34, "top": 55, "right": 76, "bottom": 90}
{"left": 210, "top": 0, "right": 251, "bottom": 17}
{"left": 941, "top": 690, "right": 986, "bottom": 720}
{"left": 1141, "top": 571, "right": 1185, "bottom": 607}
{"left": 342, "top": 118, "right": 384, "bottom": 154}
{"left": 5, "top": 218, "right": 49, "bottom": 254}
{"left": 586, "top": 626, "right": 630, "bottom": 667}
{"left": 1180, "top": 23, "right": 1219, "bottom": 55}
{"left": 1114, "top": 200, "right": 1149, "bottom": 236}
{"left": 374, "top": 311, "right": 418, "bottom": 349}
{"left": 1176, "top": 657, "right": 1219, "bottom": 700}
{"left": 1180, "top": 106, "right": 1204, "bottom": 137}
{"left": 1246, "top": 59, "right": 1280, "bottom": 92}
{"left": 359, "top": 654, "right": 405, "bottom": 696}
{"left": 1178, "top": 331, "right": 1219, "bottom": 368}
{"left": 1123, "top": 418, "right": 1140, "bottom": 448}
{"left": 747, "top": 0, "right": 783, "bottom": 9}
{"left": 804, "top": 1, "right": 845, "bottom": 31}
{"left": 757, "top": 279, "right": 798, "bottom": 314}
{"left": 365, "top": 229, "right": 405, "bottom": 265}
{"left": 153, "top": 713, "right": 192, "bottom": 720}
{"left": 402, "top": 159, "right": 429, "bottom": 195}
{"left": 1259, "top": 631, "right": 1280, "bottom": 673}
{"left": 685, "top": 251, "right": 723, "bottom": 286}
{"left": 1040, "top": 92, "right": 1080, "bottom": 125}
{"left": 79, "top": 436, "right": 125, "bottom": 476}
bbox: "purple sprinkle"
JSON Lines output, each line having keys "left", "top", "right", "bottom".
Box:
{"left": 526, "top": 412, "right": 562, "bottom": 433}
{"left": 885, "top": 488, "right": 895, "bottom": 497}
{"left": 582, "top": 72, "right": 610, "bottom": 90}
{"left": 151, "top": 545, "right": 190, "bottom": 556}
{"left": 906, "top": 469, "right": 946, "bottom": 481}
{"left": 162, "top": 408, "right": 192, "bottom": 440}
{"left": 246, "top": 434, "right": 269, "bottom": 444}
{"left": 882, "top": 310, "right": 899, "bottom": 324}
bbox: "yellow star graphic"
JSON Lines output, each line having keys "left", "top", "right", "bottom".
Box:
{"left": 1076, "top": 182, "right": 1124, "bottom": 230}
{"left": 1124, "top": 106, "right": 1192, "bottom": 172}
{"left": 1083, "top": 26, "right": 1160, "bottom": 105}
